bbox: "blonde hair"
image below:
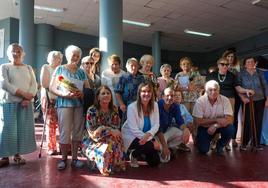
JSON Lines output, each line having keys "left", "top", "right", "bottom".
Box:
{"left": 107, "top": 54, "right": 121, "bottom": 65}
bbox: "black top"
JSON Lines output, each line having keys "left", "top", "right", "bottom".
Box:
{"left": 207, "top": 70, "right": 237, "bottom": 98}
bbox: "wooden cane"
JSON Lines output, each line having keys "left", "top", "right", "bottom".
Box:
{"left": 249, "top": 96, "right": 258, "bottom": 150}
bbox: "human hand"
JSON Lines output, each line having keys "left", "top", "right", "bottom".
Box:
{"left": 139, "top": 133, "right": 151, "bottom": 145}
{"left": 23, "top": 92, "right": 34, "bottom": 100}
{"left": 119, "top": 103, "right": 127, "bottom": 113}
{"left": 153, "top": 140, "right": 161, "bottom": 151}
{"left": 110, "top": 129, "right": 122, "bottom": 142}
{"left": 207, "top": 125, "right": 217, "bottom": 135}
{"left": 246, "top": 89, "right": 255, "bottom": 97}
{"left": 21, "top": 100, "right": 30, "bottom": 107}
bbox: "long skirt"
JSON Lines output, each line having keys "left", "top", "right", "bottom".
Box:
{"left": 0, "top": 102, "right": 36, "bottom": 157}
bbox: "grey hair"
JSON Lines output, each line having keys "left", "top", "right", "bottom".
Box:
{"left": 125, "top": 57, "right": 139, "bottom": 70}
{"left": 160, "top": 63, "right": 172, "bottom": 72}
{"left": 47, "top": 51, "right": 63, "bottom": 64}
{"left": 140, "top": 54, "right": 154, "bottom": 66}
{"left": 65, "top": 45, "right": 82, "bottom": 62}
{"left": 205, "top": 80, "right": 220, "bottom": 93}
{"left": 6, "top": 43, "right": 25, "bottom": 61}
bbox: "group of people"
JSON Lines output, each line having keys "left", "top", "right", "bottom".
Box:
{"left": 0, "top": 43, "right": 268, "bottom": 177}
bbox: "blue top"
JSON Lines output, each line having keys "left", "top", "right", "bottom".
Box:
{"left": 143, "top": 116, "right": 151, "bottom": 133}
{"left": 179, "top": 103, "right": 193, "bottom": 124}
{"left": 53, "top": 66, "right": 87, "bottom": 108}
{"left": 114, "top": 73, "right": 144, "bottom": 106}
{"left": 158, "top": 99, "right": 184, "bottom": 133}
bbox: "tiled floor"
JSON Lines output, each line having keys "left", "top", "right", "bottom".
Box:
{"left": 1, "top": 124, "right": 268, "bottom": 188}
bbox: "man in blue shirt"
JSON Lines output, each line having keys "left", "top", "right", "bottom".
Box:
{"left": 157, "top": 87, "right": 191, "bottom": 162}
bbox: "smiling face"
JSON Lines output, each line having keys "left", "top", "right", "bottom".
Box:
{"left": 92, "top": 51, "right": 100, "bottom": 63}
{"left": 82, "top": 57, "right": 95, "bottom": 73}
{"left": 110, "top": 60, "right": 120, "bottom": 74}
{"left": 217, "top": 59, "right": 229, "bottom": 74}
{"left": 163, "top": 88, "right": 174, "bottom": 106}
{"left": 244, "top": 58, "right": 256, "bottom": 70}
{"left": 127, "top": 60, "right": 139, "bottom": 75}
{"left": 205, "top": 81, "right": 220, "bottom": 102}
{"left": 174, "top": 90, "right": 182, "bottom": 104}
{"left": 160, "top": 66, "right": 171, "bottom": 78}
{"left": 139, "top": 85, "right": 152, "bottom": 105}
{"left": 180, "top": 59, "right": 191, "bottom": 72}
{"left": 98, "top": 87, "right": 112, "bottom": 105}
{"left": 8, "top": 45, "right": 24, "bottom": 63}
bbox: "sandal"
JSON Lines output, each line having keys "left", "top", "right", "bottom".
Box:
{"left": 0, "top": 157, "right": 9, "bottom": 167}
{"left": 13, "top": 155, "right": 26, "bottom": 165}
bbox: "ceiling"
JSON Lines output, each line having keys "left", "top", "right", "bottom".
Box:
{"left": 1, "top": 0, "right": 268, "bottom": 52}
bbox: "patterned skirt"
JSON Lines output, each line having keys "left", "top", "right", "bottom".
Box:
{"left": 0, "top": 102, "right": 36, "bottom": 157}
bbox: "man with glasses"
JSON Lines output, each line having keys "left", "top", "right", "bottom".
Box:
{"left": 193, "top": 80, "right": 234, "bottom": 155}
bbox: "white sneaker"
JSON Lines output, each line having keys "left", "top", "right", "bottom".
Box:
{"left": 129, "top": 150, "right": 139, "bottom": 168}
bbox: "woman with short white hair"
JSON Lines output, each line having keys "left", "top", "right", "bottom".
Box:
{"left": 50, "top": 45, "right": 90, "bottom": 170}
{"left": 0, "top": 43, "right": 38, "bottom": 167}
{"left": 40, "top": 50, "right": 63, "bottom": 155}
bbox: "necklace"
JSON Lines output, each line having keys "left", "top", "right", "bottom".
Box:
{"left": 218, "top": 72, "right": 226, "bottom": 82}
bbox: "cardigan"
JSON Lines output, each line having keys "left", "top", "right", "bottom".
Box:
{"left": 121, "top": 101, "right": 160, "bottom": 151}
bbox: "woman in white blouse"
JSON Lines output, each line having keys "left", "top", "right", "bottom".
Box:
{"left": 122, "top": 81, "right": 160, "bottom": 167}
{"left": 0, "top": 43, "right": 38, "bottom": 167}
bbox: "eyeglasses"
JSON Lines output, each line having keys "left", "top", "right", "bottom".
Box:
{"left": 84, "top": 62, "right": 94, "bottom": 65}
{"left": 219, "top": 63, "right": 229, "bottom": 67}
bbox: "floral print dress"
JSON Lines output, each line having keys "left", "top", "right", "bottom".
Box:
{"left": 82, "top": 106, "right": 125, "bottom": 175}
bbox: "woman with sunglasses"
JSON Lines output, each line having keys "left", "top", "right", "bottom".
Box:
{"left": 81, "top": 56, "right": 101, "bottom": 114}
{"left": 207, "top": 57, "right": 237, "bottom": 151}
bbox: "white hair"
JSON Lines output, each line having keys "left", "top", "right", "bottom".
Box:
{"left": 125, "top": 57, "right": 139, "bottom": 70}
{"left": 205, "top": 80, "right": 220, "bottom": 92}
{"left": 65, "top": 45, "right": 82, "bottom": 62}
{"left": 6, "top": 43, "right": 25, "bottom": 61}
{"left": 47, "top": 51, "right": 63, "bottom": 64}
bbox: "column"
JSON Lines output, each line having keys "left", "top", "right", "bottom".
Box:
{"left": 19, "top": 0, "right": 35, "bottom": 67}
{"left": 99, "top": 0, "right": 123, "bottom": 72}
{"left": 152, "top": 31, "right": 161, "bottom": 76}
{"left": 35, "top": 24, "right": 54, "bottom": 81}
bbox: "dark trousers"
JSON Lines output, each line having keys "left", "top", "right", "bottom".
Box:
{"left": 129, "top": 138, "right": 160, "bottom": 167}
{"left": 197, "top": 125, "right": 234, "bottom": 154}
{"left": 232, "top": 93, "right": 241, "bottom": 139}
{"left": 242, "top": 99, "right": 265, "bottom": 146}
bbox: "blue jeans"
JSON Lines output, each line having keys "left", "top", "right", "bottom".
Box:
{"left": 197, "top": 125, "right": 234, "bottom": 154}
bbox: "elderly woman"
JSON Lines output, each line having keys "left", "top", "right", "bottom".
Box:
{"left": 157, "top": 64, "right": 175, "bottom": 98}
{"left": 236, "top": 56, "right": 268, "bottom": 151}
{"left": 50, "top": 45, "right": 90, "bottom": 170}
{"left": 0, "top": 43, "right": 38, "bottom": 167}
{"left": 89, "top": 47, "right": 101, "bottom": 76}
{"left": 101, "top": 54, "right": 126, "bottom": 107}
{"left": 40, "top": 51, "right": 63, "bottom": 155}
{"left": 115, "top": 57, "right": 144, "bottom": 123}
{"left": 80, "top": 56, "right": 101, "bottom": 114}
{"left": 82, "top": 85, "right": 125, "bottom": 176}
{"left": 122, "top": 81, "right": 160, "bottom": 168}
{"left": 175, "top": 57, "right": 201, "bottom": 113}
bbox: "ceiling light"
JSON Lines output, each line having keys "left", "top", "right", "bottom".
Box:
{"left": 123, "top": 19, "right": 151, "bottom": 27}
{"left": 184, "top": 29, "right": 212, "bottom": 37}
{"left": 34, "top": 5, "right": 65, "bottom": 13}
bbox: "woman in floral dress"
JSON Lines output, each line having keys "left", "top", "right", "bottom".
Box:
{"left": 82, "top": 85, "right": 125, "bottom": 176}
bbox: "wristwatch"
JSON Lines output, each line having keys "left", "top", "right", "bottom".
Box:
{"left": 213, "top": 124, "right": 218, "bottom": 129}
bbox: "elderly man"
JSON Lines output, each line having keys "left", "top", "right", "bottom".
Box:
{"left": 157, "top": 87, "right": 191, "bottom": 162}
{"left": 193, "top": 80, "right": 234, "bottom": 155}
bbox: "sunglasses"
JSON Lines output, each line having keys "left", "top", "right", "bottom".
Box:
{"left": 219, "top": 63, "right": 229, "bottom": 67}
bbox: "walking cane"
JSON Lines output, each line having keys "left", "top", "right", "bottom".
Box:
{"left": 38, "top": 89, "right": 50, "bottom": 158}
{"left": 249, "top": 95, "right": 258, "bottom": 151}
